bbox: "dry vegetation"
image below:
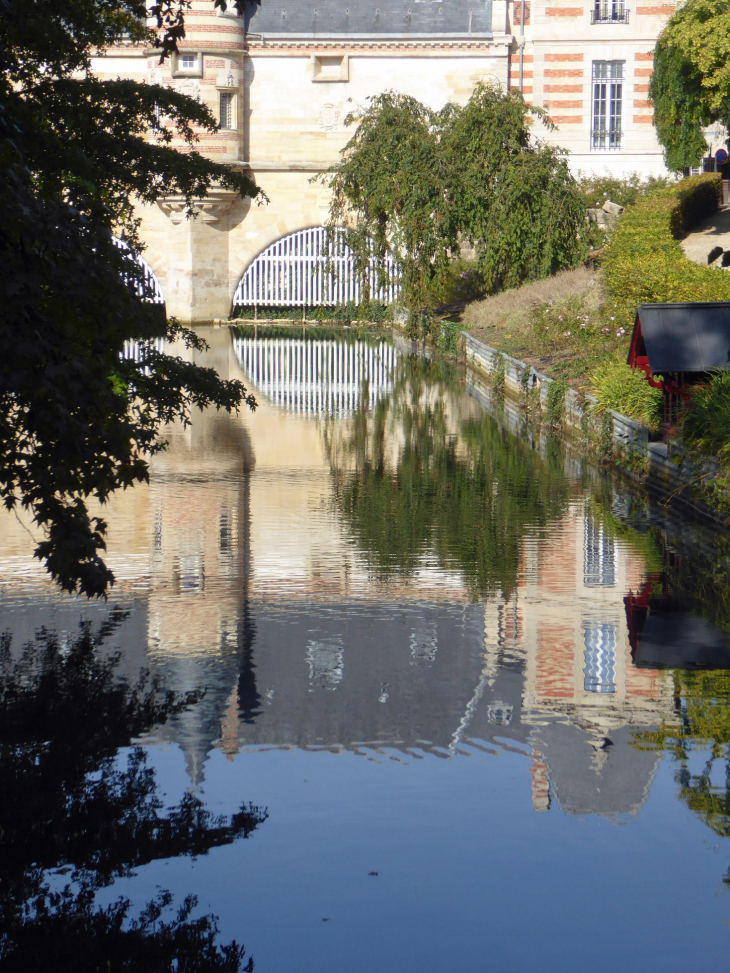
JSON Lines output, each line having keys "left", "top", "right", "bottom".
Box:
{"left": 456, "top": 265, "right": 632, "bottom": 389}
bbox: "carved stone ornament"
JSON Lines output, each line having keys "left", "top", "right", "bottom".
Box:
{"left": 157, "top": 191, "right": 238, "bottom": 225}
{"left": 318, "top": 104, "right": 340, "bottom": 131}
{"left": 173, "top": 79, "right": 201, "bottom": 100}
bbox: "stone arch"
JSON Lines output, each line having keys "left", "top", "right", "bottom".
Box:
{"left": 230, "top": 225, "right": 398, "bottom": 312}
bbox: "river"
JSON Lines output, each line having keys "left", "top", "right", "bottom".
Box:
{"left": 1, "top": 327, "right": 729, "bottom": 971}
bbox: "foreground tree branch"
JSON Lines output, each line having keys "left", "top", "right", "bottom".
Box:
{"left": 0, "top": 0, "right": 259, "bottom": 595}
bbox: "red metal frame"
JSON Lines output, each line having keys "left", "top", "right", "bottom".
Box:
{"left": 627, "top": 312, "right": 690, "bottom": 427}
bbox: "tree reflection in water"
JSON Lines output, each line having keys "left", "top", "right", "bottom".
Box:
{"left": 0, "top": 611, "right": 266, "bottom": 972}
{"left": 328, "top": 354, "right": 573, "bottom": 597}
{"left": 636, "top": 669, "right": 730, "bottom": 881}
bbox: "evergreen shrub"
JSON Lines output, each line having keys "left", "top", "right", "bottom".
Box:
{"left": 603, "top": 174, "right": 730, "bottom": 308}
{"left": 682, "top": 371, "right": 730, "bottom": 467}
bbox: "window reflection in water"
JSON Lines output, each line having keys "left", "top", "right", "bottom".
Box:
{"left": 306, "top": 637, "right": 344, "bottom": 691}
{"left": 583, "top": 621, "right": 617, "bottom": 694}
{"left": 584, "top": 510, "right": 615, "bottom": 587}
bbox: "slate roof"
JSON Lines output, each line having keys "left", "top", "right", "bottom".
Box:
{"left": 245, "top": 0, "right": 493, "bottom": 36}
{"left": 636, "top": 301, "right": 730, "bottom": 372}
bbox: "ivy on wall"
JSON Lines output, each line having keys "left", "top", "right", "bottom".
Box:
{"left": 650, "top": 0, "right": 730, "bottom": 171}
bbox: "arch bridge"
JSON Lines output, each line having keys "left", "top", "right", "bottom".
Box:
{"left": 113, "top": 237, "right": 165, "bottom": 306}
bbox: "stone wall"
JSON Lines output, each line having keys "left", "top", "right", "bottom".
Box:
{"left": 460, "top": 329, "right": 723, "bottom": 523}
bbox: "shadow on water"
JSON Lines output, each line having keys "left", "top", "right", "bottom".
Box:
{"left": 0, "top": 612, "right": 266, "bottom": 972}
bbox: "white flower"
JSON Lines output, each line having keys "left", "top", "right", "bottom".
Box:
{"left": 563, "top": 330, "right": 572, "bottom": 337}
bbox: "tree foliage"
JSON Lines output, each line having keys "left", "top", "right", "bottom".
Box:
{"left": 650, "top": 0, "right": 730, "bottom": 171}
{"left": 0, "top": 0, "right": 257, "bottom": 596}
{"left": 0, "top": 614, "right": 266, "bottom": 970}
{"left": 322, "top": 84, "right": 586, "bottom": 323}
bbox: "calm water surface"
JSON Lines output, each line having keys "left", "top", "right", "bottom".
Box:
{"left": 2, "top": 328, "right": 730, "bottom": 971}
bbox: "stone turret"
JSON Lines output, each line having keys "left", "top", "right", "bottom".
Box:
{"left": 147, "top": 1, "right": 245, "bottom": 164}
{"left": 139, "top": 2, "right": 250, "bottom": 322}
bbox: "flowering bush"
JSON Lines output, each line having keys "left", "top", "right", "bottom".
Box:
{"left": 531, "top": 295, "right": 632, "bottom": 357}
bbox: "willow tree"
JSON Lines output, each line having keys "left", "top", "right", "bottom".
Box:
{"left": 322, "top": 83, "right": 586, "bottom": 323}
{"left": 650, "top": 0, "right": 730, "bottom": 171}
{"left": 321, "top": 92, "right": 459, "bottom": 324}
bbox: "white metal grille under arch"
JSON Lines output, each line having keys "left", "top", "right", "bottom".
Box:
{"left": 113, "top": 237, "right": 165, "bottom": 305}
{"left": 232, "top": 226, "right": 399, "bottom": 308}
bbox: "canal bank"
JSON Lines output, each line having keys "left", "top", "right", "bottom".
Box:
{"left": 458, "top": 329, "right": 724, "bottom": 526}
{"left": 209, "top": 318, "right": 727, "bottom": 526}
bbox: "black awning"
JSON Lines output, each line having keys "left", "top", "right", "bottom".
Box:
{"left": 633, "top": 611, "right": 730, "bottom": 669}
{"left": 638, "top": 302, "right": 730, "bottom": 372}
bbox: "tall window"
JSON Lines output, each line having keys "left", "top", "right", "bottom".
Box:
{"left": 219, "top": 92, "right": 234, "bottom": 130}
{"left": 592, "top": 61, "right": 623, "bottom": 150}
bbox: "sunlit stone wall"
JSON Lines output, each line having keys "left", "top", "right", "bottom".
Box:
{"left": 92, "top": 0, "right": 680, "bottom": 320}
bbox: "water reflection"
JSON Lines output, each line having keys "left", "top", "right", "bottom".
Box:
{"left": 4, "top": 329, "right": 730, "bottom": 966}
{"left": 0, "top": 616, "right": 264, "bottom": 970}
{"left": 233, "top": 328, "right": 398, "bottom": 416}
{"left": 0, "top": 333, "right": 702, "bottom": 804}
{"left": 636, "top": 667, "right": 730, "bottom": 878}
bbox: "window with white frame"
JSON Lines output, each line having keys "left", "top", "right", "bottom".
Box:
{"left": 219, "top": 91, "right": 235, "bottom": 130}
{"left": 591, "top": 0, "right": 629, "bottom": 23}
{"left": 592, "top": 61, "right": 624, "bottom": 150}
{"left": 172, "top": 51, "right": 202, "bottom": 77}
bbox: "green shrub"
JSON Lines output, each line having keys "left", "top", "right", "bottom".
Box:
{"left": 682, "top": 370, "right": 730, "bottom": 467}
{"left": 436, "top": 320, "right": 463, "bottom": 356}
{"left": 578, "top": 173, "right": 674, "bottom": 211}
{"left": 546, "top": 378, "right": 567, "bottom": 427}
{"left": 430, "top": 259, "right": 486, "bottom": 305}
{"left": 603, "top": 173, "right": 730, "bottom": 309}
{"left": 591, "top": 360, "right": 664, "bottom": 430}
{"left": 490, "top": 354, "right": 506, "bottom": 394}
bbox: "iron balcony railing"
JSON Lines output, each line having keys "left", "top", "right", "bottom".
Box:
{"left": 591, "top": 6, "right": 629, "bottom": 22}
{"left": 591, "top": 127, "right": 623, "bottom": 150}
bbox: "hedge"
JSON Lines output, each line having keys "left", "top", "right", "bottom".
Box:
{"left": 603, "top": 173, "right": 730, "bottom": 308}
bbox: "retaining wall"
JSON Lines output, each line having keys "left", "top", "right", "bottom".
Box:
{"left": 461, "top": 330, "right": 723, "bottom": 520}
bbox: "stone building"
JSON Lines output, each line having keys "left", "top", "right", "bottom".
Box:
{"left": 92, "top": 0, "right": 679, "bottom": 321}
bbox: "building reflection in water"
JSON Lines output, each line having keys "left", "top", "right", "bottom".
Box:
{"left": 233, "top": 332, "right": 398, "bottom": 416}
{"left": 0, "top": 329, "right": 716, "bottom": 818}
